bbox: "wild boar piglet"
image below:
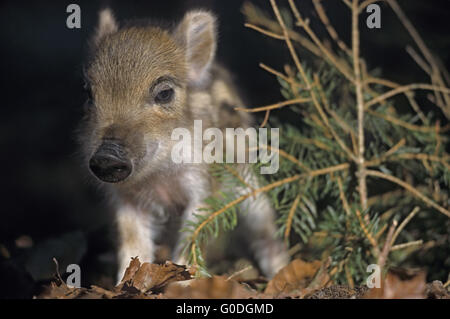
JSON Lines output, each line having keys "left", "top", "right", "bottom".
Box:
{"left": 79, "top": 8, "right": 289, "bottom": 281}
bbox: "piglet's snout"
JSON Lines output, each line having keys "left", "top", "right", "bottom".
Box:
{"left": 89, "top": 140, "right": 132, "bottom": 183}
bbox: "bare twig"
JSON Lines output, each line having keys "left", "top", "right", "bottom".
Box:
{"left": 351, "top": 0, "right": 368, "bottom": 210}
{"left": 313, "top": 0, "right": 352, "bottom": 56}
{"left": 390, "top": 206, "right": 420, "bottom": 247}
{"left": 271, "top": 0, "right": 309, "bottom": 87}
{"left": 365, "top": 83, "right": 450, "bottom": 109}
{"left": 404, "top": 91, "right": 427, "bottom": 123}
{"left": 260, "top": 110, "right": 271, "bottom": 128}
{"left": 244, "top": 23, "right": 285, "bottom": 40}
{"left": 226, "top": 265, "right": 253, "bottom": 281}
{"left": 259, "top": 63, "right": 303, "bottom": 89}
{"left": 235, "top": 97, "right": 311, "bottom": 113}
{"left": 365, "top": 76, "right": 399, "bottom": 89}
{"left": 387, "top": 0, "right": 450, "bottom": 118}
{"left": 391, "top": 240, "right": 423, "bottom": 251}
{"left": 288, "top": 0, "right": 355, "bottom": 83}
{"left": 406, "top": 46, "right": 431, "bottom": 76}
{"left": 366, "top": 169, "right": 450, "bottom": 218}
{"left": 242, "top": 2, "right": 322, "bottom": 57}
{"left": 377, "top": 220, "right": 398, "bottom": 270}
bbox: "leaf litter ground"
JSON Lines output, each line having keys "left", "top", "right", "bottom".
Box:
{"left": 37, "top": 257, "right": 449, "bottom": 299}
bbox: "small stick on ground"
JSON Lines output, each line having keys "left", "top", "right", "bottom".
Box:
{"left": 226, "top": 265, "right": 253, "bottom": 281}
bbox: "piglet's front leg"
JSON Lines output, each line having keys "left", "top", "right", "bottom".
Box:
{"left": 115, "top": 203, "right": 155, "bottom": 283}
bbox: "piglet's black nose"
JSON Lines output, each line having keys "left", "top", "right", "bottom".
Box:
{"left": 89, "top": 141, "right": 132, "bottom": 183}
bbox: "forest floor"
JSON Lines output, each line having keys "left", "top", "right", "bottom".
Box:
{"left": 37, "top": 257, "right": 449, "bottom": 299}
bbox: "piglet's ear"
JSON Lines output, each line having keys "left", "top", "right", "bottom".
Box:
{"left": 92, "top": 8, "right": 118, "bottom": 46}
{"left": 173, "top": 10, "right": 217, "bottom": 86}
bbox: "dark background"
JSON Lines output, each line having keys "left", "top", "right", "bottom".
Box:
{"left": 0, "top": 0, "right": 449, "bottom": 298}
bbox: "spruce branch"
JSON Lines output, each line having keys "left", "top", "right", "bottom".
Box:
{"left": 184, "top": 0, "right": 450, "bottom": 284}
{"left": 187, "top": 163, "right": 349, "bottom": 267}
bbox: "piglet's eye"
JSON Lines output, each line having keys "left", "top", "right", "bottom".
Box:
{"left": 155, "top": 88, "right": 174, "bottom": 104}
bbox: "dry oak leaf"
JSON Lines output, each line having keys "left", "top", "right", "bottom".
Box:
{"left": 116, "top": 257, "right": 193, "bottom": 293}
{"left": 164, "top": 276, "right": 261, "bottom": 299}
{"left": 363, "top": 270, "right": 427, "bottom": 299}
{"left": 265, "top": 259, "right": 323, "bottom": 295}
{"left": 116, "top": 256, "right": 142, "bottom": 290}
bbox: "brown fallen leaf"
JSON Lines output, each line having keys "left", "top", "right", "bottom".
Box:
{"left": 265, "top": 259, "right": 323, "bottom": 295}
{"left": 129, "top": 261, "right": 192, "bottom": 293}
{"left": 116, "top": 256, "right": 141, "bottom": 290}
{"left": 115, "top": 257, "right": 192, "bottom": 293}
{"left": 363, "top": 269, "right": 427, "bottom": 299}
{"left": 165, "top": 276, "right": 261, "bottom": 299}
